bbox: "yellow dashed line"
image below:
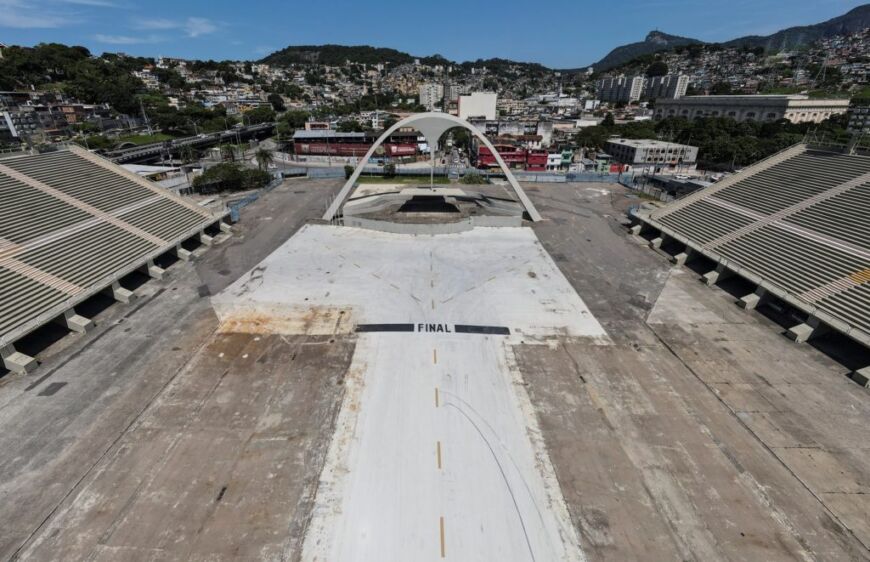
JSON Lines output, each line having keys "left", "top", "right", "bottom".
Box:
{"left": 436, "top": 441, "right": 442, "bottom": 469}
{"left": 434, "top": 387, "right": 440, "bottom": 407}
{"left": 433, "top": 349, "right": 437, "bottom": 364}
{"left": 439, "top": 516, "right": 446, "bottom": 558}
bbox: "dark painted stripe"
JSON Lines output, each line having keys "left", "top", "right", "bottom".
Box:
{"left": 37, "top": 382, "right": 67, "bottom": 396}
{"left": 356, "top": 323, "right": 415, "bottom": 333}
{"left": 454, "top": 325, "right": 511, "bottom": 335}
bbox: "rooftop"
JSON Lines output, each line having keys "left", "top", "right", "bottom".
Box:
{"left": 606, "top": 137, "right": 697, "bottom": 149}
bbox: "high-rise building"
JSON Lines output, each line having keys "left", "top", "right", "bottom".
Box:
{"left": 458, "top": 92, "right": 497, "bottom": 121}
{"left": 442, "top": 82, "right": 469, "bottom": 106}
{"left": 596, "top": 75, "right": 646, "bottom": 103}
{"left": 645, "top": 74, "right": 689, "bottom": 100}
{"left": 419, "top": 83, "right": 444, "bottom": 111}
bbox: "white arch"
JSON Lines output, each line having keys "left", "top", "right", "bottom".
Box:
{"left": 322, "top": 112, "right": 542, "bottom": 222}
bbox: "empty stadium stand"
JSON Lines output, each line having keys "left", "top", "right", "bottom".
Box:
{"left": 0, "top": 146, "right": 228, "bottom": 373}
{"left": 633, "top": 144, "right": 870, "bottom": 360}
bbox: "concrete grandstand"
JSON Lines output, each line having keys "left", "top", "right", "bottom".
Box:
{"left": 0, "top": 146, "right": 229, "bottom": 373}
{"left": 633, "top": 143, "right": 870, "bottom": 383}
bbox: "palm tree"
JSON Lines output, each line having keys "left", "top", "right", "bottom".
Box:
{"left": 255, "top": 147, "right": 274, "bottom": 171}
{"left": 220, "top": 143, "right": 235, "bottom": 162}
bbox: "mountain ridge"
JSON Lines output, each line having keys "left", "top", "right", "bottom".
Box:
{"left": 584, "top": 3, "right": 870, "bottom": 72}
{"left": 258, "top": 4, "right": 870, "bottom": 71}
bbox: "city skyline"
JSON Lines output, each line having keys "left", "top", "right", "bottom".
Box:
{"left": 0, "top": 0, "right": 866, "bottom": 67}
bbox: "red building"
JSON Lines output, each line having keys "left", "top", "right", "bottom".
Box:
{"left": 478, "top": 144, "right": 526, "bottom": 168}
{"left": 525, "top": 149, "right": 547, "bottom": 171}
{"left": 477, "top": 144, "right": 548, "bottom": 171}
{"left": 292, "top": 130, "right": 419, "bottom": 158}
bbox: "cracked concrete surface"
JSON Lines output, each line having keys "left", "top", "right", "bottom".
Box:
{"left": 0, "top": 179, "right": 866, "bottom": 561}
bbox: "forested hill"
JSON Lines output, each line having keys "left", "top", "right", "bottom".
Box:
{"left": 584, "top": 3, "right": 870, "bottom": 71}
{"left": 590, "top": 31, "right": 701, "bottom": 71}
{"left": 258, "top": 45, "right": 446, "bottom": 66}
{"left": 723, "top": 4, "right": 870, "bottom": 51}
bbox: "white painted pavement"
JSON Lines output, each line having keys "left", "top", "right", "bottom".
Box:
{"left": 213, "top": 225, "right": 607, "bottom": 561}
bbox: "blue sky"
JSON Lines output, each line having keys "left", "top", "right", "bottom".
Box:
{"left": 0, "top": 0, "right": 866, "bottom": 68}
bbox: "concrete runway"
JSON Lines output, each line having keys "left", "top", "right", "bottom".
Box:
{"left": 214, "top": 224, "right": 605, "bottom": 561}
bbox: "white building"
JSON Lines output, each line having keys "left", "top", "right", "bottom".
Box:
{"left": 596, "top": 75, "right": 646, "bottom": 104}
{"left": 604, "top": 138, "right": 698, "bottom": 173}
{"left": 654, "top": 95, "right": 850, "bottom": 124}
{"left": 419, "top": 83, "right": 444, "bottom": 111}
{"left": 645, "top": 74, "right": 689, "bottom": 100}
{"left": 459, "top": 92, "right": 497, "bottom": 121}
{"left": 546, "top": 153, "right": 562, "bottom": 171}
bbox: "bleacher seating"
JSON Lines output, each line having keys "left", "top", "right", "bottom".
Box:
{"left": 642, "top": 144, "right": 870, "bottom": 345}
{"left": 0, "top": 146, "right": 224, "bottom": 349}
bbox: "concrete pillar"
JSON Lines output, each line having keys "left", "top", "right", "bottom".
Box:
{"left": 199, "top": 231, "right": 214, "bottom": 246}
{"left": 105, "top": 281, "right": 136, "bottom": 304}
{"left": 786, "top": 316, "right": 827, "bottom": 344}
{"left": 738, "top": 287, "right": 767, "bottom": 311}
{"left": 219, "top": 221, "right": 233, "bottom": 234}
{"left": 55, "top": 309, "right": 94, "bottom": 333}
{"left": 671, "top": 248, "right": 693, "bottom": 266}
{"left": 850, "top": 366, "right": 870, "bottom": 388}
{"left": 143, "top": 258, "right": 165, "bottom": 280}
{"left": 703, "top": 264, "right": 732, "bottom": 286}
{"left": 1, "top": 344, "right": 37, "bottom": 374}
{"left": 629, "top": 224, "right": 642, "bottom": 236}
{"left": 175, "top": 244, "right": 194, "bottom": 262}
{"left": 649, "top": 236, "right": 664, "bottom": 249}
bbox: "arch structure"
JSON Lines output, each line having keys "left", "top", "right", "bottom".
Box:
{"left": 322, "top": 112, "right": 542, "bottom": 222}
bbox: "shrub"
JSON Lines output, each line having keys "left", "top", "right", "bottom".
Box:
{"left": 193, "top": 163, "right": 271, "bottom": 193}
{"left": 460, "top": 172, "right": 487, "bottom": 185}
{"left": 383, "top": 162, "right": 396, "bottom": 178}
{"left": 344, "top": 165, "right": 355, "bottom": 179}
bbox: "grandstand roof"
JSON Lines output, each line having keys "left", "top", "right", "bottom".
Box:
{"left": 642, "top": 144, "right": 870, "bottom": 345}
{"left": 0, "top": 146, "right": 223, "bottom": 347}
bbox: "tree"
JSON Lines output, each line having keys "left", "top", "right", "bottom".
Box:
{"left": 255, "top": 148, "right": 274, "bottom": 171}
{"left": 574, "top": 126, "right": 608, "bottom": 149}
{"left": 220, "top": 144, "right": 236, "bottom": 162}
{"left": 451, "top": 128, "right": 471, "bottom": 151}
{"left": 268, "top": 93, "right": 286, "bottom": 112}
{"left": 153, "top": 67, "right": 187, "bottom": 90}
{"left": 709, "top": 82, "right": 733, "bottom": 95}
{"left": 193, "top": 162, "right": 271, "bottom": 193}
{"left": 281, "top": 110, "right": 310, "bottom": 129}
{"left": 244, "top": 105, "right": 276, "bottom": 125}
{"left": 602, "top": 113, "right": 615, "bottom": 128}
{"left": 645, "top": 61, "right": 668, "bottom": 77}
{"left": 337, "top": 120, "right": 364, "bottom": 132}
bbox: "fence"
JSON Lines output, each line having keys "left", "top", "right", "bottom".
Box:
{"left": 227, "top": 176, "right": 283, "bottom": 222}
{"left": 618, "top": 176, "right": 675, "bottom": 203}
{"left": 306, "top": 165, "right": 622, "bottom": 184}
